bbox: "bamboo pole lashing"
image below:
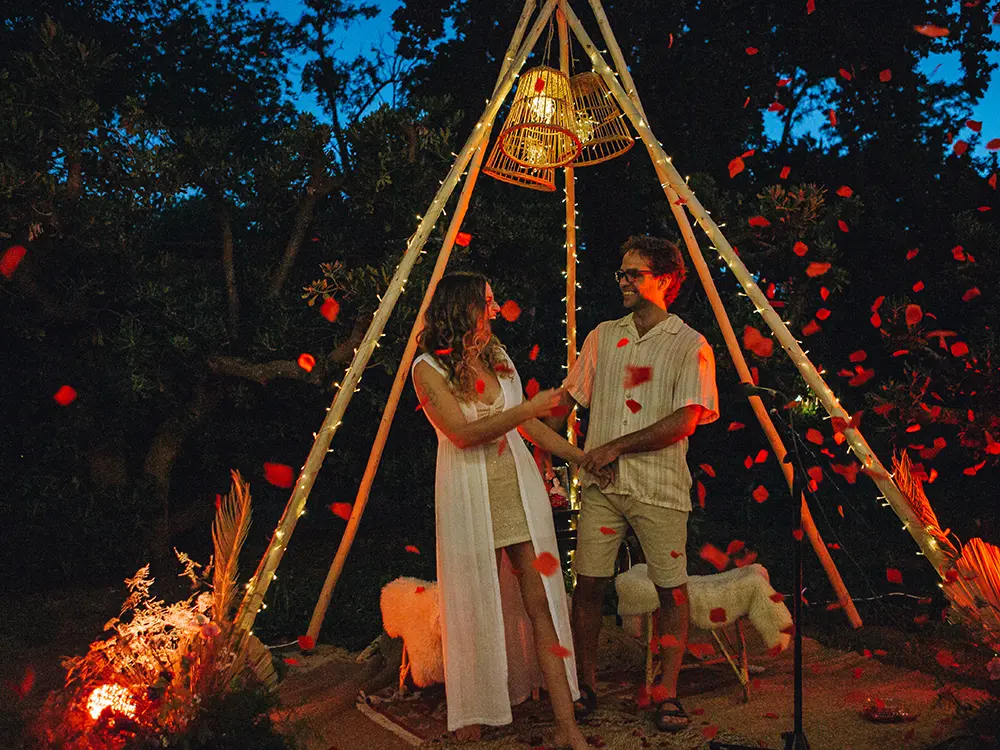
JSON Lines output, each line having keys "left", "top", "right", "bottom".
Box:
{"left": 304, "top": 0, "right": 540, "bottom": 642}
{"left": 565, "top": 1, "right": 952, "bottom": 579}
{"left": 235, "top": 0, "right": 564, "bottom": 636}
{"left": 582, "top": 0, "right": 861, "bottom": 627}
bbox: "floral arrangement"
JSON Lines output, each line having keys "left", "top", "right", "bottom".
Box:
{"left": 31, "top": 472, "right": 281, "bottom": 749}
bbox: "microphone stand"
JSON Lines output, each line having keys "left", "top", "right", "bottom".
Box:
{"left": 710, "top": 383, "right": 810, "bottom": 750}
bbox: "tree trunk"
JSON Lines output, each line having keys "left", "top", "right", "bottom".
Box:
{"left": 142, "top": 376, "right": 221, "bottom": 564}
{"left": 267, "top": 178, "right": 330, "bottom": 299}
{"left": 66, "top": 144, "right": 83, "bottom": 201}
{"left": 219, "top": 202, "right": 240, "bottom": 338}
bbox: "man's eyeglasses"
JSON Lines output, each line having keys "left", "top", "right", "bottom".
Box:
{"left": 614, "top": 269, "right": 657, "bottom": 284}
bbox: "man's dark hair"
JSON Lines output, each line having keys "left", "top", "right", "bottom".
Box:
{"left": 621, "top": 235, "right": 687, "bottom": 307}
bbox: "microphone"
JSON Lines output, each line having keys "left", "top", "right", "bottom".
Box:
{"left": 739, "top": 381, "right": 782, "bottom": 400}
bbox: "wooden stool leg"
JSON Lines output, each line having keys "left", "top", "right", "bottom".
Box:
{"left": 645, "top": 612, "right": 655, "bottom": 689}
{"left": 399, "top": 643, "right": 410, "bottom": 696}
{"left": 738, "top": 619, "right": 750, "bottom": 702}
{"left": 711, "top": 629, "right": 750, "bottom": 701}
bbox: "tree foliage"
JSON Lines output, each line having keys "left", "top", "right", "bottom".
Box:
{"left": 2, "top": 0, "right": 999, "bottom": 647}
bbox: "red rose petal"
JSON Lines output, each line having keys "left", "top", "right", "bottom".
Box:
{"left": 835, "top": 185, "right": 853, "bottom": 198}
{"left": 878, "top": 69, "right": 892, "bottom": 82}
{"left": 837, "top": 219, "right": 849, "bottom": 232}
{"left": 617, "top": 337, "right": 630, "bottom": 348}
{"left": 914, "top": 24, "right": 950, "bottom": 37}
{"left": 967, "top": 119, "right": 982, "bottom": 132}
{"left": 950, "top": 341, "right": 969, "bottom": 356}
{"left": 499, "top": 300, "right": 521, "bottom": 322}
{"left": 53, "top": 385, "right": 77, "bottom": 406}
{"left": 476, "top": 378, "right": 487, "bottom": 395}
{"left": 905, "top": 304, "right": 923, "bottom": 327}
{"left": 524, "top": 378, "right": 540, "bottom": 400}
{"left": 528, "top": 344, "right": 540, "bottom": 360}
{"left": 670, "top": 550, "right": 683, "bottom": 558}
{"left": 806, "top": 428, "right": 824, "bottom": 444}
{"left": 886, "top": 568, "right": 903, "bottom": 584}
{"left": 699, "top": 543, "right": 730, "bottom": 571}
{"left": 728, "top": 156, "right": 745, "bottom": 178}
{"left": 752, "top": 485, "right": 769, "bottom": 503}
{"left": 624, "top": 365, "right": 653, "bottom": 388}
{"left": 805, "top": 261, "right": 831, "bottom": 277}
{"left": 906, "top": 247, "right": 919, "bottom": 260}
{"left": 792, "top": 240, "right": 808, "bottom": 256}
{"left": 780, "top": 166, "right": 791, "bottom": 179}
{"left": 599, "top": 526, "right": 617, "bottom": 536}
{"left": 297, "top": 353, "right": 316, "bottom": 373}
{"left": 263, "top": 462, "right": 294, "bottom": 488}
{"left": 405, "top": 544, "right": 420, "bottom": 554}
{"left": 728, "top": 421, "right": 745, "bottom": 431}
{"left": 415, "top": 585, "right": 425, "bottom": 593}
{"left": 792, "top": 528, "right": 804, "bottom": 541}
{"left": 548, "top": 643, "right": 572, "bottom": 658}
{"left": 532, "top": 551, "right": 560, "bottom": 576}
{"left": 297, "top": 635, "right": 315, "bottom": 650}
{"left": 455, "top": 231, "right": 472, "bottom": 247}
{"left": 746, "top": 47, "right": 759, "bottom": 55}
{"left": 748, "top": 215, "right": 771, "bottom": 227}
{"left": 625, "top": 398, "right": 642, "bottom": 413}
{"left": 770, "top": 592, "right": 784, "bottom": 603}
{"left": 330, "top": 502, "right": 352, "bottom": 520}
{"left": 699, "top": 463, "right": 716, "bottom": 478}
{"left": 1, "top": 245, "right": 27, "bottom": 278}
{"left": 726, "top": 540, "right": 745, "bottom": 556}
{"left": 696, "top": 480, "right": 706, "bottom": 508}
{"left": 320, "top": 297, "right": 340, "bottom": 322}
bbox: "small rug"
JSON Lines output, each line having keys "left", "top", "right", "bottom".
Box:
{"left": 356, "top": 622, "right": 994, "bottom": 749}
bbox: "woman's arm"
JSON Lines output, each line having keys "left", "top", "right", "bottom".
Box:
{"left": 414, "top": 361, "right": 563, "bottom": 449}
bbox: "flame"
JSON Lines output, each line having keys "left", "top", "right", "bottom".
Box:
{"left": 86, "top": 683, "right": 137, "bottom": 720}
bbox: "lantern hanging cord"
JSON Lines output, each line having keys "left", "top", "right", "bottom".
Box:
{"left": 543, "top": 15, "right": 556, "bottom": 66}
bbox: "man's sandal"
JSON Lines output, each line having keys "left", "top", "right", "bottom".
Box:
{"left": 655, "top": 697, "right": 690, "bottom": 732}
{"left": 573, "top": 683, "right": 597, "bottom": 719}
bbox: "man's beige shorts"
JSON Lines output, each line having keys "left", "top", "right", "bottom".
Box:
{"left": 573, "top": 485, "right": 688, "bottom": 588}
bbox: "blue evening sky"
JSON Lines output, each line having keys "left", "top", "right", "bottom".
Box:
{"left": 264, "top": 0, "right": 999, "bottom": 159}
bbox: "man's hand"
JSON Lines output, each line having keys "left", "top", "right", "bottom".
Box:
{"left": 582, "top": 441, "right": 621, "bottom": 475}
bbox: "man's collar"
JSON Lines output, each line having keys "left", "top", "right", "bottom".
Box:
{"left": 618, "top": 313, "right": 683, "bottom": 337}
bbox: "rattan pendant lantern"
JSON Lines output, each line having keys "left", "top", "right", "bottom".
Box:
{"left": 569, "top": 71, "right": 634, "bottom": 166}
{"left": 482, "top": 136, "right": 557, "bottom": 191}
{"left": 497, "top": 65, "right": 582, "bottom": 168}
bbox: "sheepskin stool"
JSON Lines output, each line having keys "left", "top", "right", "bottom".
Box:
{"left": 380, "top": 577, "right": 443, "bottom": 695}
{"left": 615, "top": 563, "right": 793, "bottom": 702}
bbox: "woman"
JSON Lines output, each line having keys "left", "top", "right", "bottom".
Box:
{"left": 412, "top": 272, "right": 594, "bottom": 749}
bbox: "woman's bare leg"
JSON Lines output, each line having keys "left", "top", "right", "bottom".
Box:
{"left": 506, "top": 542, "right": 589, "bottom": 750}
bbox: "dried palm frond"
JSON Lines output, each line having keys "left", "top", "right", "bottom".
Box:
{"left": 945, "top": 538, "right": 1000, "bottom": 651}
{"left": 212, "top": 470, "right": 253, "bottom": 625}
{"left": 891, "top": 450, "right": 959, "bottom": 560}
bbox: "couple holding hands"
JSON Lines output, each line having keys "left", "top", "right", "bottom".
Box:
{"left": 411, "top": 236, "right": 719, "bottom": 748}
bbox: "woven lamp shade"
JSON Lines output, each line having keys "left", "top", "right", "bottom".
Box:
{"left": 498, "top": 66, "right": 582, "bottom": 169}
{"left": 482, "top": 135, "right": 557, "bottom": 191}
{"left": 569, "top": 72, "right": 634, "bottom": 166}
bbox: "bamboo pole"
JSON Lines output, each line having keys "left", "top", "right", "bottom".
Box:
{"left": 557, "top": 3, "right": 580, "bottom": 507}
{"left": 582, "top": 0, "right": 861, "bottom": 627}
{"left": 304, "top": 0, "right": 538, "bottom": 643}
{"left": 234, "top": 0, "right": 563, "bottom": 636}
{"left": 565, "top": 2, "right": 952, "bottom": 584}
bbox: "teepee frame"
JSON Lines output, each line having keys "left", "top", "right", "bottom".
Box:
{"left": 232, "top": 0, "right": 960, "bottom": 643}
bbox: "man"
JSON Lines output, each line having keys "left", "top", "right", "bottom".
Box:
{"left": 549, "top": 235, "right": 718, "bottom": 732}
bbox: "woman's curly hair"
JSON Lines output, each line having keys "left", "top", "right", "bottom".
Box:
{"left": 418, "top": 272, "right": 510, "bottom": 399}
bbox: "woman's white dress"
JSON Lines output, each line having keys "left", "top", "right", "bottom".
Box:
{"left": 412, "top": 352, "right": 580, "bottom": 731}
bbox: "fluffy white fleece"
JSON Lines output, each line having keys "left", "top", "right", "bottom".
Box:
{"left": 615, "top": 563, "right": 793, "bottom": 652}
{"left": 380, "top": 564, "right": 793, "bottom": 688}
{"left": 380, "top": 577, "right": 444, "bottom": 687}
